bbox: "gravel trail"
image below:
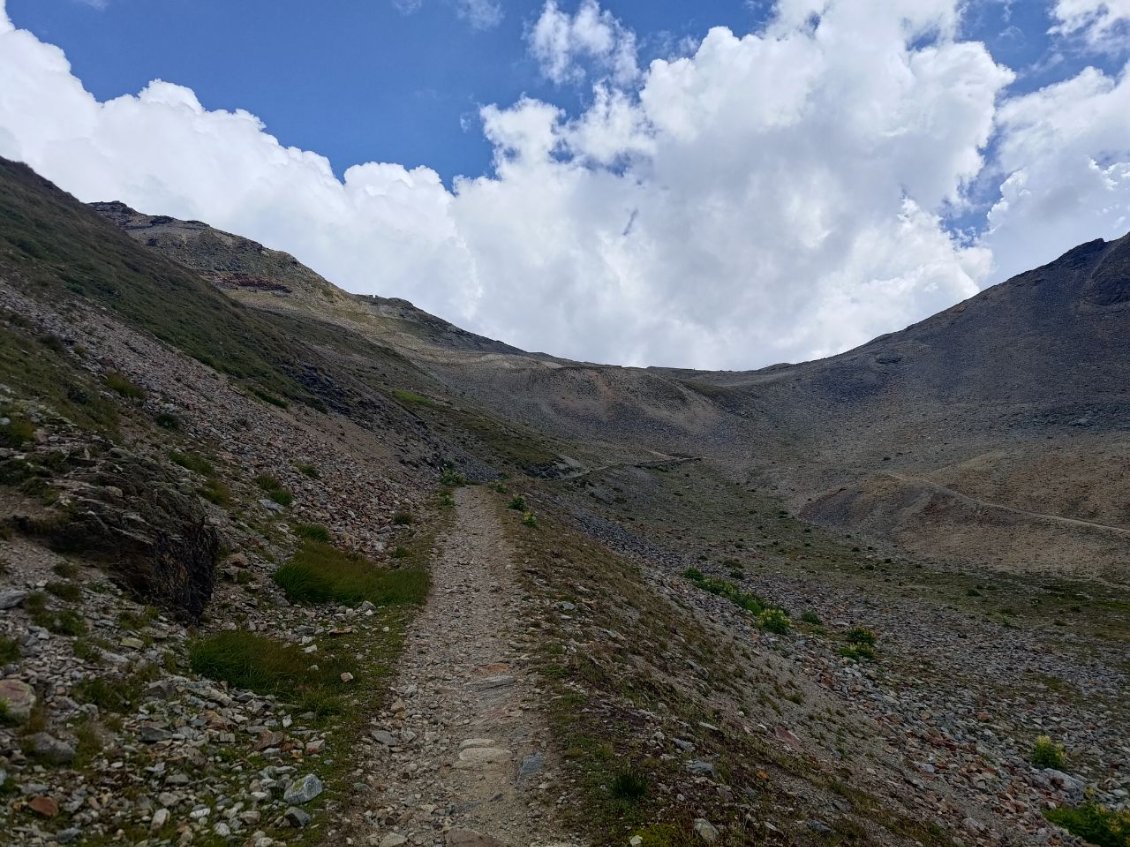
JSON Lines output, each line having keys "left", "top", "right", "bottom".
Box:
{"left": 349, "top": 486, "right": 581, "bottom": 847}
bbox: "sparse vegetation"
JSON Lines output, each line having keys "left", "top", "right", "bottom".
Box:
{"left": 0, "top": 414, "right": 36, "bottom": 447}
{"left": 189, "top": 630, "right": 354, "bottom": 715}
{"left": 521, "top": 511, "right": 539, "bottom": 528}
{"left": 1032, "top": 734, "right": 1067, "bottom": 769}
{"left": 610, "top": 768, "right": 649, "bottom": 803}
{"left": 392, "top": 511, "right": 414, "bottom": 526}
{"left": 273, "top": 540, "right": 429, "bottom": 607}
{"left": 508, "top": 495, "right": 527, "bottom": 511}
{"left": 800, "top": 610, "right": 823, "bottom": 625}
{"left": 170, "top": 450, "right": 214, "bottom": 475}
{"left": 440, "top": 465, "right": 466, "bottom": 487}
{"left": 45, "top": 580, "right": 81, "bottom": 602}
{"left": 104, "top": 371, "right": 146, "bottom": 399}
{"left": 0, "top": 635, "right": 19, "bottom": 664}
{"left": 683, "top": 567, "right": 770, "bottom": 615}
{"left": 154, "top": 411, "right": 180, "bottom": 430}
{"left": 295, "top": 522, "right": 331, "bottom": 542}
{"left": 758, "top": 607, "right": 791, "bottom": 634}
{"left": 255, "top": 474, "right": 294, "bottom": 507}
{"left": 199, "top": 477, "right": 231, "bottom": 506}
{"left": 1045, "top": 803, "right": 1130, "bottom": 847}
{"left": 295, "top": 462, "right": 320, "bottom": 478}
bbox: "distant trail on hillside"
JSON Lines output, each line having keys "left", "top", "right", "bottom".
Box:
{"left": 886, "top": 472, "right": 1130, "bottom": 537}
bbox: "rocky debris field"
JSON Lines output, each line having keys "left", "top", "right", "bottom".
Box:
{"left": 547, "top": 465, "right": 1129, "bottom": 846}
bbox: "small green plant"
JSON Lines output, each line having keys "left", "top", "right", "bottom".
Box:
{"left": 295, "top": 523, "right": 331, "bottom": 543}
{"left": 273, "top": 540, "right": 429, "bottom": 606}
{"left": 508, "top": 495, "right": 527, "bottom": 511}
{"left": 170, "top": 451, "right": 214, "bottom": 476}
{"left": 440, "top": 466, "right": 466, "bottom": 487}
{"left": 683, "top": 567, "right": 771, "bottom": 615}
{"left": 104, "top": 371, "right": 145, "bottom": 399}
{"left": 800, "top": 611, "right": 823, "bottom": 625}
{"left": 154, "top": 412, "right": 180, "bottom": 430}
{"left": 295, "top": 462, "right": 320, "bottom": 479}
{"left": 52, "top": 561, "right": 79, "bottom": 579}
{"left": 840, "top": 643, "right": 876, "bottom": 661}
{"left": 758, "top": 608, "right": 790, "bottom": 634}
{"left": 846, "top": 627, "right": 877, "bottom": 647}
{"left": 45, "top": 581, "right": 81, "bottom": 602}
{"left": 521, "top": 511, "right": 539, "bottom": 528}
{"left": 1045, "top": 802, "right": 1130, "bottom": 847}
{"left": 199, "top": 477, "right": 231, "bottom": 506}
{"left": 392, "top": 511, "right": 414, "bottom": 526}
{"left": 255, "top": 474, "right": 293, "bottom": 507}
{"left": 0, "top": 635, "right": 19, "bottom": 664}
{"left": 609, "top": 768, "right": 648, "bottom": 803}
{"left": 1032, "top": 735, "right": 1067, "bottom": 769}
{"left": 0, "top": 415, "right": 36, "bottom": 447}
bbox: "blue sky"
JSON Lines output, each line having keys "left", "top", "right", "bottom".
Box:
{"left": 8, "top": 0, "right": 1113, "bottom": 185}
{"left": 8, "top": 0, "right": 767, "bottom": 182}
{"left": 2, "top": 0, "right": 1129, "bottom": 368}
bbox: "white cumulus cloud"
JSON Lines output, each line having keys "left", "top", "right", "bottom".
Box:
{"left": 0, "top": 0, "right": 1128, "bottom": 369}
{"left": 1051, "top": 0, "right": 1130, "bottom": 51}
{"left": 529, "top": 0, "right": 638, "bottom": 86}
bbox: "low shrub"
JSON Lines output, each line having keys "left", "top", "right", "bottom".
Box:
{"left": 758, "top": 608, "right": 790, "bottom": 634}
{"left": 154, "top": 412, "right": 180, "bottom": 430}
{"left": 273, "top": 540, "right": 429, "bottom": 606}
{"left": 45, "top": 581, "right": 81, "bottom": 602}
{"left": 845, "top": 627, "right": 877, "bottom": 647}
{"left": 392, "top": 511, "right": 414, "bottom": 526}
{"left": 683, "top": 568, "right": 769, "bottom": 615}
{"left": 610, "top": 768, "right": 648, "bottom": 803}
{"left": 255, "top": 474, "right": 293, "bottom": 507}
{"left": 199, "top": 478, "right": 231, "bottom": 506}
{"left": 521, "top": 511, "right": 539, "bottom": 528}
{"left": 508, "top": 495, "right": 527, "bottom": 511}
{"left": 170, "top": 451, "right": 214, "bottom": 476}
{"left": 800, "top": 611, "right": 823, "bottom": 625}
{"left": 0, "top": 635, "right": 19, "bottom": 664}
{"left": 294, "top": 523, "right": 331, "bottom": 542}
{"left": 0, "top": 415, "right": 36, "bottom": 448}
{"left": 295, "top": 463, "right": 320, "bottom": 479}
{"left": 1032, "top": 735, "right": 1067, "bottom": 769}
{"left": 104, "top": 371, "right": 145, "bottom": 399}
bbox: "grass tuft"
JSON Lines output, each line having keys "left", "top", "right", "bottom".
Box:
{"left": 1032, "top": 734, "right": 1067, "bottom": 769}
{"left": 294, "top": 522, "right": 331, "bottom": 542}
{"left": 255, "top": 474, "right": 293, "bottom": 507}
{"left": 189, "top": 630, "right": 353, "bottom": 715}
{"left": 273, "top": 541, "right": 429, "bottom": 607}
{"left": 104, "top": 371, "right": 145, "bottom": 399}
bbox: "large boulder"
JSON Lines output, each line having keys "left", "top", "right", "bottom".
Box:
{"left": 32, "top": 448, "right": 218, "bottom": 621}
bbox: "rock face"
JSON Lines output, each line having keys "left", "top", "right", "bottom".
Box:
{"left": 34, "top": 449, "right": 219, "bottom": 621}
{"left": 0, "top": 678, "right": 36, "bottom": 722}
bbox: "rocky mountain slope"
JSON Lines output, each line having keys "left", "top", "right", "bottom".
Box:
{"left": 0, "top": 156, "right": 1127, "bottom": 847}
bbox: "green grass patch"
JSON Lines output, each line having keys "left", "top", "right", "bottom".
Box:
{"left": 199, "top": 477, "right": 231, "bottom": 506}
{"left": 391, "top": 388, "right": 437, "bottom": 408}
{"left": 0, "top": 635, "right": 19, "bottom": 664}
{"left": 73, "top": 669, "right": 156, "bottom": 714}
{"left": 170, "top": 450, "right": 214, "bottom": 476}
{"left": 104, "top": 371, "right": 145, "bottom": 400}
{"left": 188, "top": 630, "right": 354, "bottom": 715}
{"left": 294, "top": 522, "right": 331, "bottom": 542}
{"left": 295, "top": 462, "right": 320, "bottom": 479}
{"left": 273, "top": 541, "right": 429, "bottom": 607}
{"left": 0, "top": 415, "right": 36, "bottom": 448}
{"left": 1045, "top": 803, "right": 1130, "bottom": 847}
{"left": 45, "top": 580, "right": 81, "bottom": 602}
{"left": 682, "top": 567, "right": 770, "bottom": 615}
{"left": 1032, "top": 734, "right": 1067, "bottom": 769}
{"left": 255, "top": 474, "right": 294, "bottom": 507}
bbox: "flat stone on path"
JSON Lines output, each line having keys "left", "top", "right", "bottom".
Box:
{"left": 456, "top": 746, "right": 512, "bottom": 767}
{"left": 446, "top": 829, "right": 503, "bottom": 847}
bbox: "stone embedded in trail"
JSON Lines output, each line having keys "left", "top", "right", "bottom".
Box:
{"left": 693, "top": 818, "right": 719, "bottom": 843}
{"left": 28, "top": 795, "right": 59, "bottom": 818}
{"left": 468, "top": 674, "right": 515, "bottom": 690}
{"left": 456, "top": 746, "right": 512, "bottom": 767}
{"left": 446, "top": 829, "right": 503, "bottom": 847}
{"left": 26, "top": 732, "right": 75, "bottom": 764}
{"left": 377, "top": 834, "right": 408, "bottom": 847}
{"left": 0, "top": 678, "right": 36, "bottom": 722}
{"left": 459, "top": 737, "right": 497, "bottom": 749}
{"left": 518, "top": 751, "right": 545, "bottom": 783}
{"left": 283, "top": 773, "right": 324, "bottom": 804}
